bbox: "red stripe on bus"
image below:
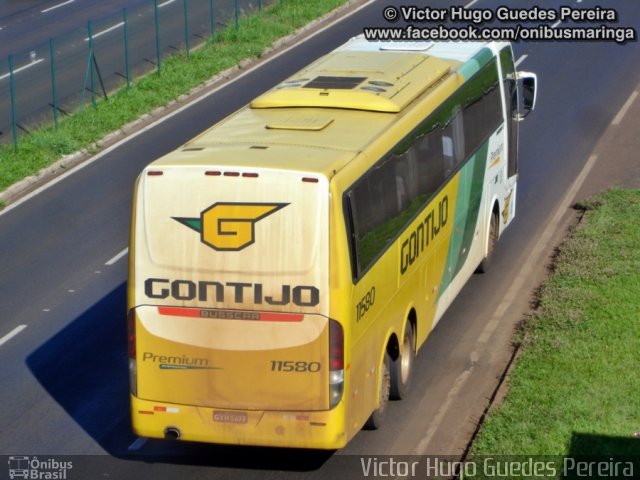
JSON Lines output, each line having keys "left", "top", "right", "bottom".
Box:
{"left": 158, "top": 306, "right": 201, "bottom": 317}
{"left": 157, "top": 307, "right": 303, "bottom": 322}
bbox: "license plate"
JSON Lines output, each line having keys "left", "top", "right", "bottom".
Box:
{"left": 213, "top": 410, "right": 248, "bottom": 424}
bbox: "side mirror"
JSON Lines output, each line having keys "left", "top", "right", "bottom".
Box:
{"left": 515, "top": 71, "right": 537, "bottom": 121}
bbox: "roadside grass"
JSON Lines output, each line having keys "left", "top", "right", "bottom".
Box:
{"left": 0, "top": 0, "right": 348, "bottom": 201}
{"left": 470, "top": 188, "right": 640, "bottom": 457}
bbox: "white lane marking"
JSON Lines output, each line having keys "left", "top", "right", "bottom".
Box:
{"left": 158, "top": 0, "right": 177, "bottom": 8}
{"left": 0, "top": 59, "right": 44, "bottom": 81}
{"left": 414, "top": 154, "right": 600, "bottom": 454}
{"left": 612, "top": 90, "right": 638, "bottom": 126}
{"left": 0, "top": 325, "right": 27, "bottom": 347}
{"left": 515, "top": 54, "right": 527, "bottom": 67}
{"left": 0, "top": 0, "right": 377, "bottom": 218}
{"left": 105, "top": 248, "right": 128, "bottom": 266}
{"left": 41, "top": 0, "right": 75, "bottom": 14}
{"left": 128, "top": 437, "right": 148, "bottom": 451}
{"left": 84, "top": 22, "right": 125, "bottom": 42}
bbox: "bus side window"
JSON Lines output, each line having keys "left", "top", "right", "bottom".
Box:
{"left": 442, "top": 109, "right": 465, "bottom": 177}
{"left": 462, "top": 73, "right": 502, "bottom": 156}
{"left": 350, "top": 156, "right": 402, "bottom": 270}
{"left": 414, "top": 125, "right": 445, "bottom": 198}
{"left": 377, "top": 157, "right": 399, "bottom": 223}
{"left": 393, "top": 153, "right": 411, "bottom": 213}
{"left": 442, "top": 134, "right": 454, "bottom": 176}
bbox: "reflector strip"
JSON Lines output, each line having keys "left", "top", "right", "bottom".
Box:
{"left": 157, "top": 307, "right": 303, "bottom": 322}
{"left": 154, "top": 406, "right": 180, "bottom": 413}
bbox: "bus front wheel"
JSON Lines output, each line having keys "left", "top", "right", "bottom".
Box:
{"left": 477, "top": 211, "right": 498, "bottom": 274}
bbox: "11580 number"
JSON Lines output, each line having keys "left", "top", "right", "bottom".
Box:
{"left": 270, "top": 360, "right": 321, "bottom": 372}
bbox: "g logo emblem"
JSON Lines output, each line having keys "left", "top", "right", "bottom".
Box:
{"left": 174, "top": 202, "right": 288, "bottom": 251}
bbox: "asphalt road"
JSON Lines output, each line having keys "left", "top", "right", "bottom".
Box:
{"left": 0, "top": 0, "right": 189, "bottom": 57}
{"left": 0, "top": 0, "right": 639, "bottom": 478}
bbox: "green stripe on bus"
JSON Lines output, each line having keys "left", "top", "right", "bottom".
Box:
{"left": 441, "top": 161, "right": 474, "bottom": 294}
{"left": 453, "top": 143, "right": 488, "bottom": 276}
{"left": 439, "top": 142, "right": 489, "bottom": 296}
{"left": 458, "top": 47, "right": 494, "bottom": 80}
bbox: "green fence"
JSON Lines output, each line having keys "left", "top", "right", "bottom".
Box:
{"left": 0, "top": 0, "right": 269, "bottom": 147}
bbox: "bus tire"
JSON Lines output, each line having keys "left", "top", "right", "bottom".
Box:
{"left": 477, "top": 211, "right": 498, "bottom": 274}
{"left": 364, "top": 353, "right": 391, "bottom": 430}
{"left": 390, "top": 322, "right": 415, "bottom": 400}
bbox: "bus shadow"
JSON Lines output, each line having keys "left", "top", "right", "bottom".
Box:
{"left": 26, "top": 283, "right": 131, "bottom": 454}
{"left": 25, "top": 282, "right": 333, "bottom": 474}
{"left": 561, "top": 432, "right": 640, "bottom": 479}
{"left": 567, "top": 431, "right": 640, "bottom": 455}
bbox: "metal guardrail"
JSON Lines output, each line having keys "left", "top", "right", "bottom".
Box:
{"left": 0, "top": 0, "right": 270, "bottom": 147}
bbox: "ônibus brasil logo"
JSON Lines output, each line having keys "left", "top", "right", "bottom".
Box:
{"left": 173, "top": 202, "right": 288, "bottom": 251}
{"left": 8, "top": 456, "right": 73, "bottom": 479}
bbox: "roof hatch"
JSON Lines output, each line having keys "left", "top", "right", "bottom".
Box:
{"left": 265, "top": 116, "right": 334, "bottom": 131}
{"left": 251, "top": 50, "right": 451, "bottom": 113}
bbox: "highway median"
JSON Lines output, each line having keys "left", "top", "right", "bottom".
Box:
{"left": 469, "top": 188, "right": 640, "bottom": 459}
{"left": 0, "top": 0, "right": 350, "bottom": 209}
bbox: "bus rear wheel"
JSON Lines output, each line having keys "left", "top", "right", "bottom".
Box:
{"left": 390, "top": 322, "right": 415, "bottom": 400}
{"left": 364, "top": 353, "right": 391, "bottom": 430}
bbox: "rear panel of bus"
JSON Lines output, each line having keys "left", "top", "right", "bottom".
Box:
{"left": 128, "top": 156, "right": 351, "bottom": 448}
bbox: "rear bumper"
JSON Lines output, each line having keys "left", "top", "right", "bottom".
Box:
{"left": 130, "top": 395, "right": 347, "bottom": 449}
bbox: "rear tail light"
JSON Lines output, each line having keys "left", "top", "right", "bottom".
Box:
{"left": 128, "top": 310, "right": 137, "bottom": 396}
{"left": 329, "top": 319, "right": 344, "bottom": 408}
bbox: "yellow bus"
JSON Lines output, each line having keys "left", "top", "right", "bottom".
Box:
{"left": 128, "top": 35, "right": 536, "bottom": 449}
